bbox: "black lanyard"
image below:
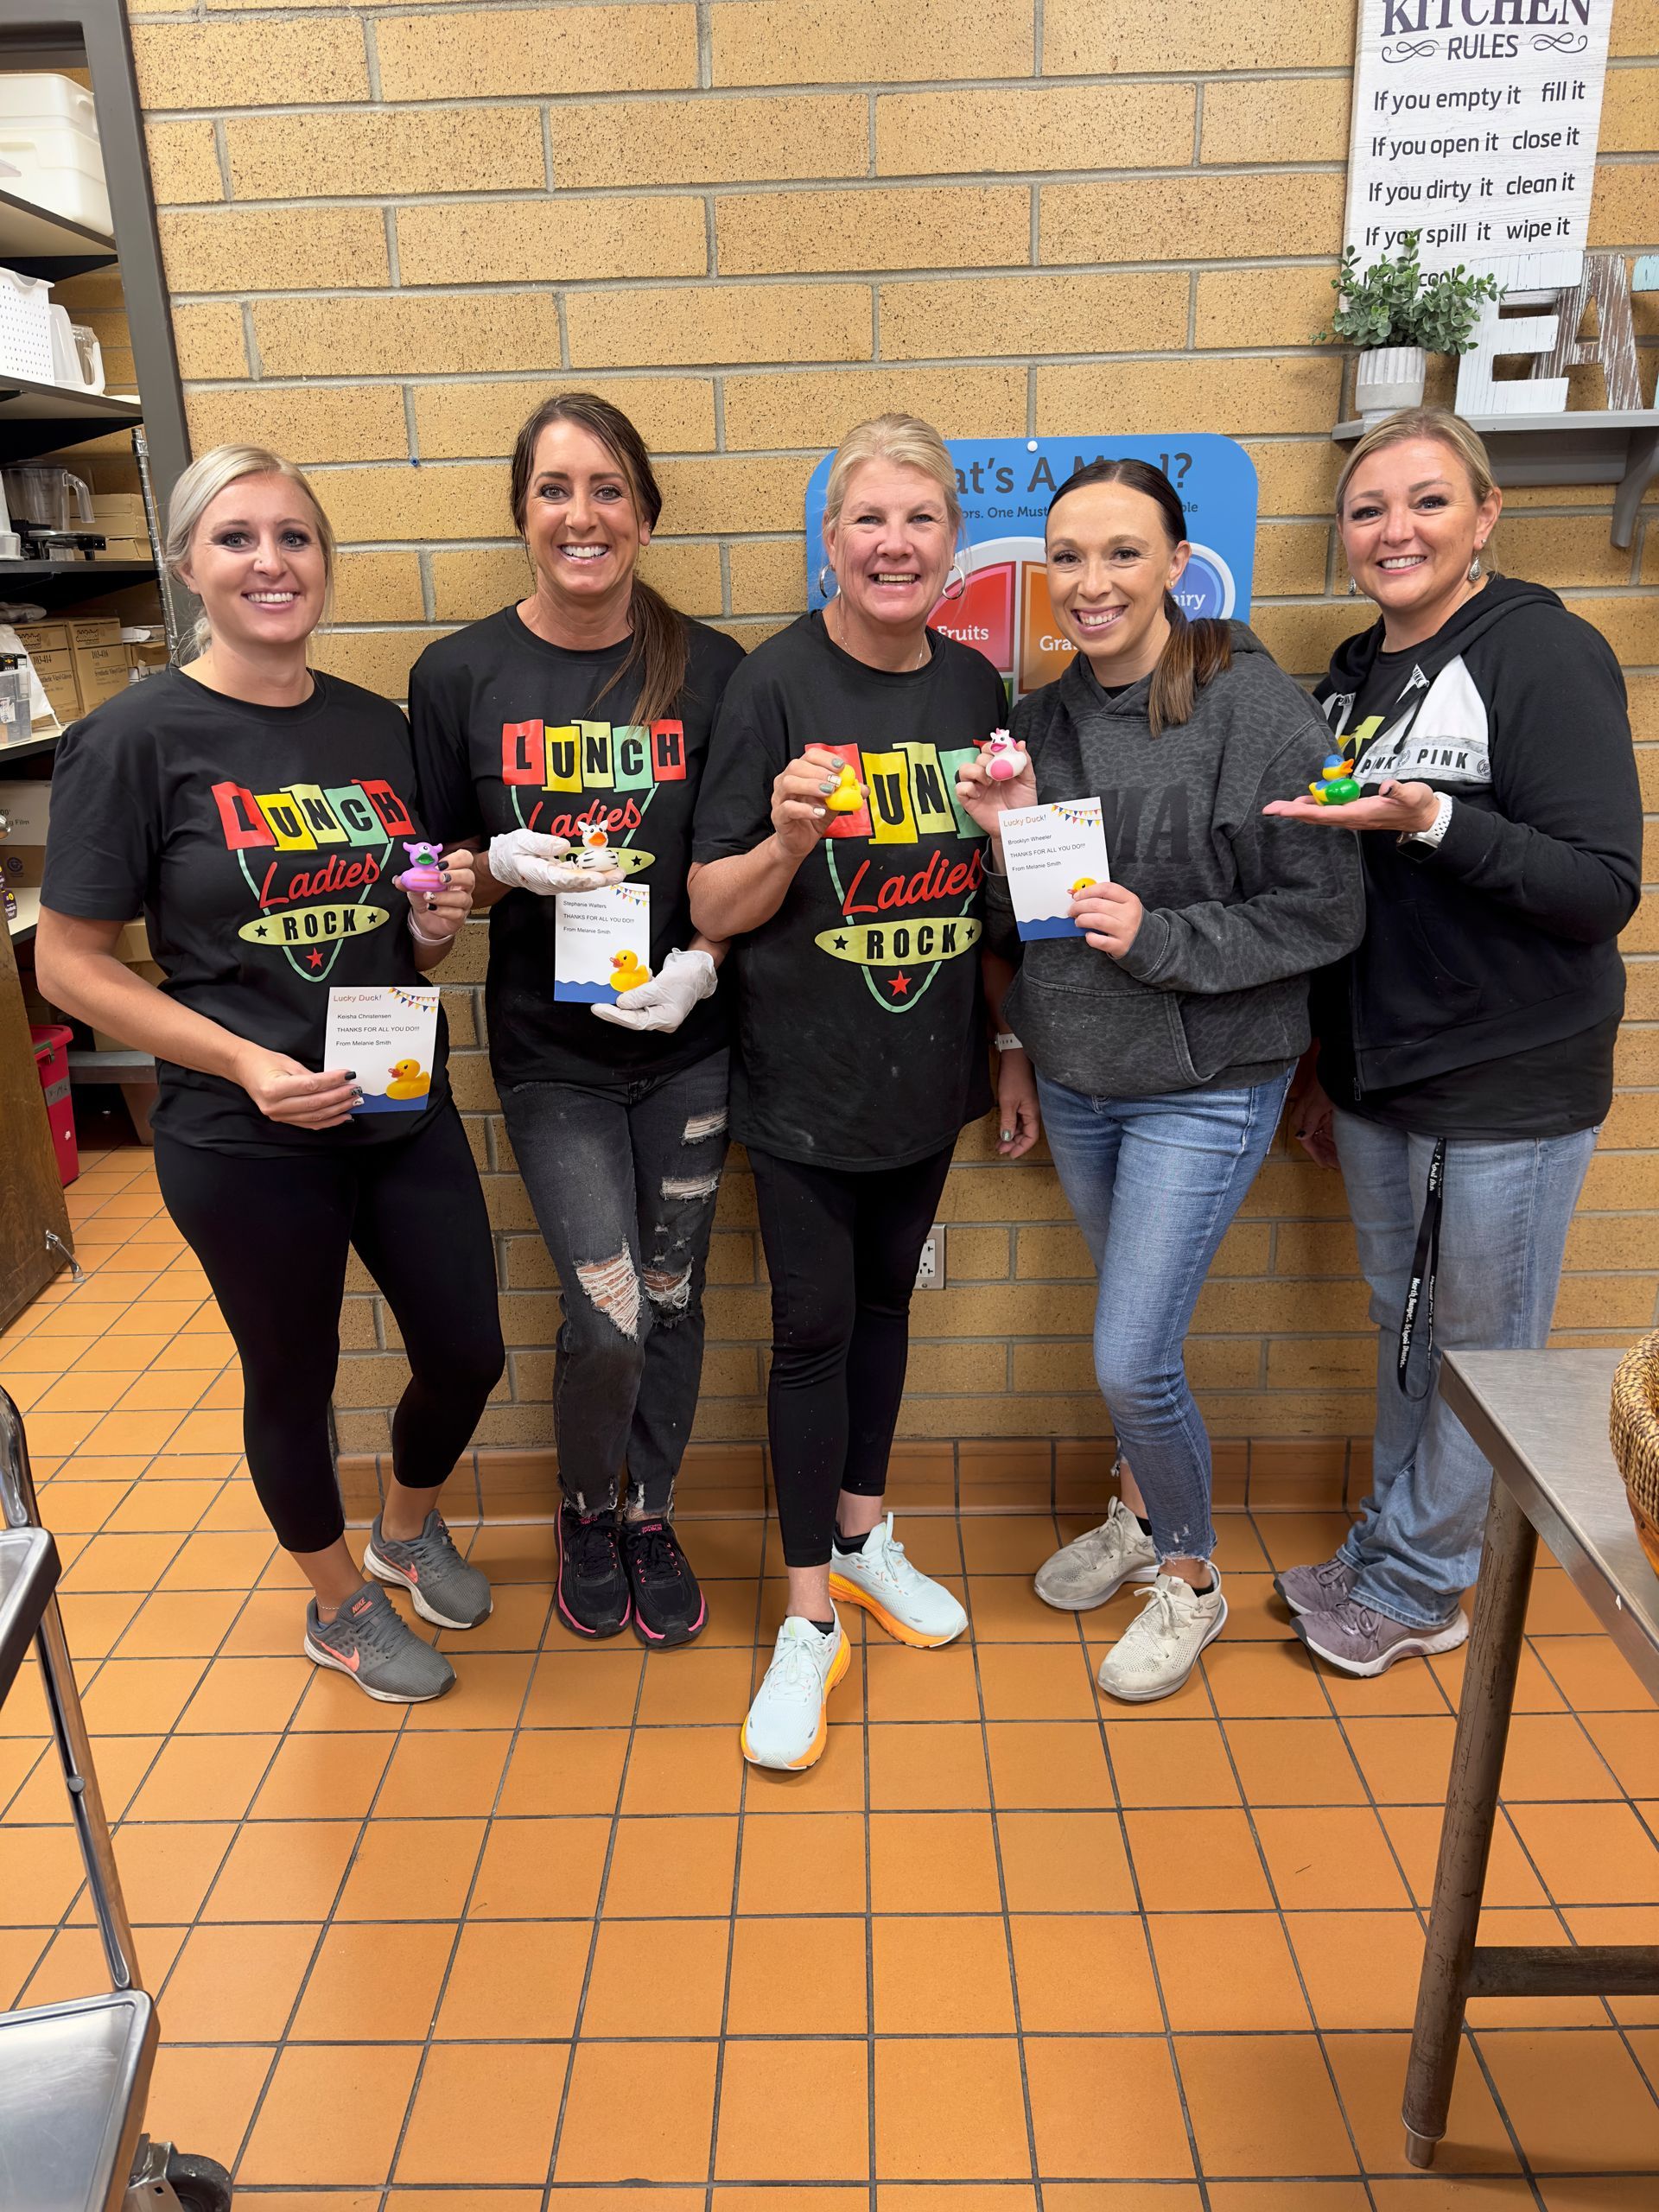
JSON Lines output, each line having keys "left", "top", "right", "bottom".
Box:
{"left": 1396, "top": 1137, "right": 1446, "bottom": 1399}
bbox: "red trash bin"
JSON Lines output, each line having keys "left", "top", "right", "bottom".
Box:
{"left": 30, "top": 1023, "right": 78, "bottom": 1187}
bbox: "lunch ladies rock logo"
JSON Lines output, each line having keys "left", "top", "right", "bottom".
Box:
{"left": 810, "top": 740, "right": 986, "bottom": 1013}
{"left": 498, "top": 715, "right": 690, "bottom": 875}
{"left": 213, "top": 773, "right": 416, "bottom": 980}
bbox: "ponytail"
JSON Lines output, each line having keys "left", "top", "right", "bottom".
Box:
{"left": 1047, "top": 457, "right": 1232, "bottom": 736}
{"left": 1147, "top": 592, "right": 1232, "bottom": 738}
{"left": 607, "top": 575, "right": 690, "bottom": 732}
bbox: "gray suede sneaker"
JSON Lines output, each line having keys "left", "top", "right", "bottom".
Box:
{"left": 1293, "top": 1596, "right": 1467, "bottom": 1678}
{"left": 1034, "top": 1497, "right": 1159, "bottom": 1611}
{"left": 1274, "top": 1554, "right": 1357, "bottom": 1618}
{"left": 304, "top": 1582, "right": 456, "bottom": 1703}
{"left": 365, "top": 1510, "right": 493, "bottom": 1630}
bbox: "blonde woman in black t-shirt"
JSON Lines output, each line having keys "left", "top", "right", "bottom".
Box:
{"left": 38, "top": 444, "right": 503, "bottom": 1705}
{"left": 691, "top": 412, "right": 1039, "bottom": 1771}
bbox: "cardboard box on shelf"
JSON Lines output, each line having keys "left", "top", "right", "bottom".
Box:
{"left": 0, "top": 781, "right": 51, "bottom": 842}
{"left": 92, "top": 493, "right": 146, "bottom": 524}
{"left": 1, "top": 845, "right": 43, "bottom": 891}
{"left": 112, "top": 918, "right": 149, "bottom": 963}
{"left": 29, "top": 648, "right": 79, "bottom": 724}
{"left": 73, "top": 641, "right": 130, "bottom": 708}
{"left": 66, "top": 619, "right": 122, "bottom": 650}
{"left": 11, "top": 623, "right": 70, "bottom": 657}
{"left": 98, "top": 538, "right": 152, "bottom": 562}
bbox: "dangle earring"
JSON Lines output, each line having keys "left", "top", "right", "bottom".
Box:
{"left": 1347, "top": 574, "right": 1360, "bottom": 596}
{"left": 1466, "top": 547, "right": 1484, "bottom": 582}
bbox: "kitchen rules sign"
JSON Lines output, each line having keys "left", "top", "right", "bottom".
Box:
{"left": 1342, "top": 0, "right": 1614, "bottom": 287}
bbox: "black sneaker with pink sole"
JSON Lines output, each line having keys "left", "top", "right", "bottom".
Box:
{"left": 621, "top": 1517, "right": 706, "bottom": 1647}
{"left": 557, "top": 1503, "right": 630, "bottom": 1638}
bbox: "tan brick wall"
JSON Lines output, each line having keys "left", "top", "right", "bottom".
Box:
{"left": 132, "top": 2, "right": 1659, "bottom": 1509}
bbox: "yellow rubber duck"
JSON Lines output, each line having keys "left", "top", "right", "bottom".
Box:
{"left": 1070, "top": 877, "right": 1097, "bottom": 895}
{"left": 610, "top": 949, "right": 652, "bottom": 993}
{"left": 385, "top": 1058, "right": 430, "bottom": 1101}
{"left": 823, "top": 763, "right": 864, "bottom": 814}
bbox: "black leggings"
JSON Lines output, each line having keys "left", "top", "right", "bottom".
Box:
{"left": 749, "top": 1140, "right": 955, "bottom": 1567}
{"left": 155, "top": 1104, "right": 505, "bottom": 1554}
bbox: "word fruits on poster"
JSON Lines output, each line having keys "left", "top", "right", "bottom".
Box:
{"left": 804, "top": 435, "right": 1260, "bottom": 706}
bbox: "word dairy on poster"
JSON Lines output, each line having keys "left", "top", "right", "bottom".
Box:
{"left": 1344, "top": 0, "right": 1614, "bottom": 286}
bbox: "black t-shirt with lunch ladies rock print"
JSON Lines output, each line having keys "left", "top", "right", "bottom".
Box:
{"left": 692, "top": 610, "right": 1001, "bottom": 1172}
{"left": 41, "top": 666, "right": 449, "bottom": 1155}
{"left": 408, "top": 607, "right": 745, "bottom": 1091}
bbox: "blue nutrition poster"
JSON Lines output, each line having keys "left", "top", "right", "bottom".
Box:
{"left": 804, "top": 433, "right": 1259, "bottom": 705}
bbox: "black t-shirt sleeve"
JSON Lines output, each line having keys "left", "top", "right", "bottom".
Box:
{"left": 41, "top": 712, "right": 157, "bottom": 922}
{"left": 407, "top": 646, "right": 486, "bottom": 848}
{"left": 691, "top": 675, "right": 786, "bottom": 863}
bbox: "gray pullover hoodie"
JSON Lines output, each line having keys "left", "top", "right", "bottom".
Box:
{"left": 988, "top": 624, "right": 1366, "bottom": 1098}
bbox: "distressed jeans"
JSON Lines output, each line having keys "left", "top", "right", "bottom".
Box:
{"left": 1038, "top": 1069, "right": 1294, "bottom": 1567}
{"left": 1333, "top": 1109, "right": 1597, "bottom": 1628}
{"left": 501, "top": 1047, "right": 730, "bottom": 1516}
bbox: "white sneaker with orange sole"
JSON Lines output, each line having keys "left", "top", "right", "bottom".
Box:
{"left": 741, "top": 1612, "right": 850, "bottom": 1770}
{"left": 830, "top": 1514, "right": 967, "bottom": 1649}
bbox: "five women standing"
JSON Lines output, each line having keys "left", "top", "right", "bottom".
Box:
{"left": 32, "top": 397, "right": 1642, "bottom": 1732}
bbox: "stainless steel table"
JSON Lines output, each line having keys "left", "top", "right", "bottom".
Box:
{"left": 1403, "top": 1347, "right": 1659, "bottom": 2166}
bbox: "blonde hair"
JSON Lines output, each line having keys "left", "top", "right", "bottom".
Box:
{"left": 823, "top": 412, "right": 963, "bottom": 543}
{"left": 165, "top": 444, "right": 335, "bottom": 658}
{"left": 1335, "top": 405, "right": 1497, "bottom": 518}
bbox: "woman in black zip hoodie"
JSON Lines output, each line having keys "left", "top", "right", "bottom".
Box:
{"left": 1267, "top": 406, "right": 1642, "bottom": 1679}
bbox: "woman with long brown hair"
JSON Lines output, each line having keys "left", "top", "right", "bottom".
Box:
{"left": 409, "top": 392, "right": 744, "bottom": 1649}
{"left": 958, "top": 457, "right": 1363, "bottom": 1703}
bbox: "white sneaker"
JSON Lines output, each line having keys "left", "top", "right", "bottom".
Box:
{"left": 741, "top": 1613, "right": 850, "bottom": 1770}
{"left": 1034, "top": 1497, "right": 1158, "bottom": 1611}
{"left": 1096, "top": 1570, "right": 1227, "bottom": 1704}
{"left": 829, "top": 1514, "right": 967, "bottom": 1649}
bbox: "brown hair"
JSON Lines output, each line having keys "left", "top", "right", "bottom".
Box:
{"left": 1046, "top": 458, "right": 1231, "bottom": 737}
{"left": 508, "top": 391, "right": 689, "bottom": 729}
{"left": 1334, "top": 403, "right": 1498, "bottom": 517}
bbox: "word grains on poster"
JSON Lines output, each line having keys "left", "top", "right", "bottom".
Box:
{"left": 1343, "top": 0, "right": 1613, "bottom": 290}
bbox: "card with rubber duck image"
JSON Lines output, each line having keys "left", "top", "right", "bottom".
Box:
{"left": 322, "top": 985, "right": 441, "bottom": 1113}
{"left": 554, "top": 880, "right": 652, "bottom": 1003}
{"left": 996, "top": 798, "right": 1111, "bottom": 940}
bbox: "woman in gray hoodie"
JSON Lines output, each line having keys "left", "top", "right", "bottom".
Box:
{"left": 957, "top": 458, "right": 1364, "bottom": 1704}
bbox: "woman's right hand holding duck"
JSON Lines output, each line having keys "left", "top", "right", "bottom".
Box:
{"left": 772, "top": 744, "right": 861, "bottom": 861}
{"left": 953, "top": 738, "right": 1037, "bottom": 845}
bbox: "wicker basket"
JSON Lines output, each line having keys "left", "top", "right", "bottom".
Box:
{"left": 1609, "top": 1330, "right": 1659, "bottom": 1577}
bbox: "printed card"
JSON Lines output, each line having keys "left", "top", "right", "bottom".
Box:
{"left": 997, "top": 798, "right": 1111, "bottom": 941}
{"left": 554, "top": 880, "right": 652, "bottom": 1004}
{"left": 323, "top": 985, "right": 440, "bottom": 1114}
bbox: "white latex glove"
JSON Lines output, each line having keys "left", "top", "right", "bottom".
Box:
{"left": 591, "top": 947, "right": 717, "bottom": 1033}
{"left": 487, "top": 828, "right": 620, "bottom": 895}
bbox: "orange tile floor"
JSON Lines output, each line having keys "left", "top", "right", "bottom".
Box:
{"left": 3, "top": 1147, "right": 1659, "bottom": 2208}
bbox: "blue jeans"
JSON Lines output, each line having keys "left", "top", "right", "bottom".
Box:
{"left": 1333, "top": 1109, "right": 1597, "bottom": 1628}
{"left": 1038, "top": 1069, "right": 1293, "bottom": 1566}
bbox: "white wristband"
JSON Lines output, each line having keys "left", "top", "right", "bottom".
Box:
{"left": 995, "top": 1032, "right": 1023, "bottom": 1052}
{"left": 1406, "top": 792, "right": 1454, "bottom": 850}
{"left": 407, "top": 909, "right": 450, "bottom": 946}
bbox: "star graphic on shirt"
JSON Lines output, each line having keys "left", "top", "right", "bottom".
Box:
{"left": 889, "top": 971, "right": 912, "bottom": 997}
{"left": 306, "top": 949, "right": 325, "bottom": 969}
{"left": 834, "top": 934, "right": 848, "bottom": 950}
{"left": 253, "top": 923, "right": 270, "bottom": 940}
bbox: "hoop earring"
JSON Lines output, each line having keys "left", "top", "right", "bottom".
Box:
{"left": 1466, "top": 553, "right": 1482, "bottom": 582}
{"left": 817, "top": 564, "right": 837, "bottom": 599}
{"left": 941, "top": 561, "right": 967, "bottom": 601}
{"left": 1347, "top": 575, "right": 1360, "bottom": 597}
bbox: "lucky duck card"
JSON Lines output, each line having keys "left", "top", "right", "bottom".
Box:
{"left": 997, "top": 798, "right": 1111, "bottom": 940}
{"left": 323, "top": 984, "right": 440, "bottom": 1113}
{"left": 554, "top": 880, "right": 652, "bottom": 1004}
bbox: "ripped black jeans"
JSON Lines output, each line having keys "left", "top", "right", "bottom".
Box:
{"left": 501, "top": 1047, "right": 729, "bottom": 1516}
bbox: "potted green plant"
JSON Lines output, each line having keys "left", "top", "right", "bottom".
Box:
{"left": 1315, "top": 233, "right": 1503, "bottom": 421}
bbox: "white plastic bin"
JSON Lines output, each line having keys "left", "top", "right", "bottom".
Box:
{"left": 0, "top": 268, "right": 54, "bottom": 385}
{"left": 0, "top": 74, "right": 99, "bottom": 137}
{"left": 0, "top": 121, "right": 110, "bottom": 237}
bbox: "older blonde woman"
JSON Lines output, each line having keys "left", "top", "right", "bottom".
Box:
{"left": 690, "top": 413, "right": 1034, "bottom": 1769}
{"left": 37, "top": 445, "right": 504, "bottom": 1704}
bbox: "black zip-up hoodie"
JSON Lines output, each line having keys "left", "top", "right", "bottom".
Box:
{"left": 1312, "top": 575, "right": 1641, "bottom": 1096}
{"left": 988, "top": 625, "right": 1365, "bottom": 1097}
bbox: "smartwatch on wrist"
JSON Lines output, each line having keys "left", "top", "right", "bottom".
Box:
{"left": 994, "top": 1032, "right": 1023, "bottom": 1053}
{"left": 1404, "top": 792, "right": 1453, "bottom": 850}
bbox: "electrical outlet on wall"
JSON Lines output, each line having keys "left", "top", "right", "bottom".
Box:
{"left": 914, "top": 1225, "right": 944, "bottom": 1290}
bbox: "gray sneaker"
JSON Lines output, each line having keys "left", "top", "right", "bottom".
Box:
{"left": 1274, "top": 1554, "right": 1357, "bottom": 1618}
{"left": 1034, "top": 1497, "right": 1159, "bottom": 1611}
{"left": 304, "top": 1582, "right": 455, "bottom": 1703}
{"left": 1293, "top": 1596, "right": 1467, "bottom": 1678}
{"left": 365, "top": 1510, "right": 493, "bottom": 1630}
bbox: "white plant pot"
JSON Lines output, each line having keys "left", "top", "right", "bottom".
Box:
{"left": 1355, "top": 346, "right": 1427, "bottom": 422}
